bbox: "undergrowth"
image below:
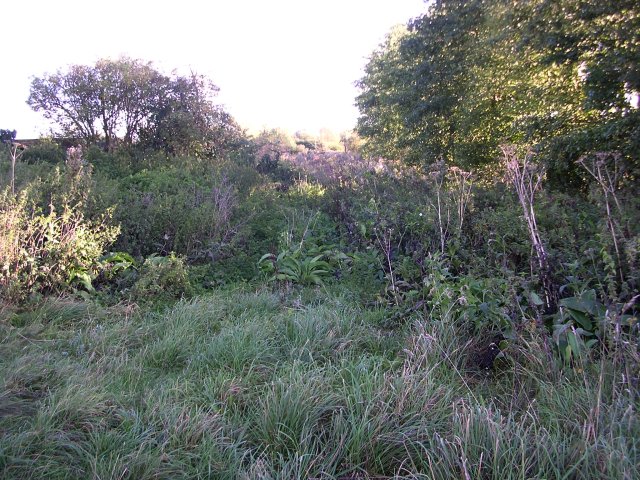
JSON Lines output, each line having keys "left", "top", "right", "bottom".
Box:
{"left": 2, "top": 123, "right": 638, "bottom": 479}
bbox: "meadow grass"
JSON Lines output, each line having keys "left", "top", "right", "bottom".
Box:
{"left": 1, "top": 285, "right": 638, "bottom": 479}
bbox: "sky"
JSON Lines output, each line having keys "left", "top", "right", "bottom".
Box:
{"left": 1, "top": 0, "right": 429, "bottom": 138}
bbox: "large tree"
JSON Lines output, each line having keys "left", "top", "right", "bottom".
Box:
{"left": 355, "top": 0, "right": 640, "bottom": 183}
{"left": 355, "top": 26, "right": 413, "bottom": 162}
{"left": 29, "top": 64, "right": 102, "bottom": 144}
{"left": 29, "top": 58, "right": 161, "bottom": 150}
{"left": 356, "top": 1, "right": 486, "bottom": 166}
{"left": 27, "top": 58, "right": 240, "bottom": 155}
{"left": 139, "top": 73, "right": 243, "bottom": 158}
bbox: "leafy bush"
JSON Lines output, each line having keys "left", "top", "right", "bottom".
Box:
{"left": 257, "top": 206, "right": 349, "bottom": 286}
{"left": 112, "top": 164, "right": 252, "bottom": 261}
{"left": 0, "top": 189, "right": 119, "bottom": 303}
{"left": 552, "top": 289, "right": 604, "bottom": 364}
{"left": 20, "top": 140, "right": 65, "bottom": 164}
{"left": 258, "top": 250, "right": 332, "bottom": 286}
{"left": 552, "top": 286, "right": 639, "bottom": 365}
{"left": 99, "top": 251, "right": 136, "bottom": 278}
{"left": 466, "top": 185, "right": 531, "bottom": 274}
{"left": 18, "top": 151, "right": 99, "bottom": 220}
{"left": 130, "top": 254, "right": 192, "bottom": 301}
{"left": 90, "top": 251, "right": 139, "bottom": 297}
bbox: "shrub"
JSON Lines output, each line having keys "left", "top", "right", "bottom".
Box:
{"left": 258, "top": 250, "right": 333, "bottom": 286}
{"left": 257, "top": 207, "right": 348, "bottom": 286}
{"left": 113, "top": 165, "right": 249, "bottom": 261}
{"left": 0, "top": 189, "right": 119, "bottom": 303}
{"left": 130, "top": 254, "right": 193, "bottom": 301}
{"left": 20, "top": 140, "right": 65, "bottom": 165}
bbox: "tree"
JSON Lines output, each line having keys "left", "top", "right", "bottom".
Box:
{"left": 28, "top": 58, "right": 241, "bottom": 156}
{"left": 28, "top": 65, "right": 101, "bottom": 144}
{"left": 28, "top": 58, "right": 168, "bottom": 151}
{"left": 253, "top": 128, "right": 295, "bottom": 170}
{"left": 92, "top": 58, "right": 166, "bottom": 148}
{"left": 139, "top": 73, "right": 243, "bottom": 158}
{"left": 355, "top": 0, "right": 640, "bottom": 184}
{"left": 356, "top": 1, "right": 486, "bottom": 166}
{"left": 355, "top": 25, "right": 413, "bottom": 161}
{"left": 294, "top": 131, "right": 318, "bottom": 150}
{"left": 0, "top": 129, "right": 16, "bottom": 144}
{"left": 521, "top": 0, "right": 640, "bottom": 183}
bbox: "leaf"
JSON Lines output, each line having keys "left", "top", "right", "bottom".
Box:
{"left": 280, "top": 257, "right": 300, "bottom": 270}
{"left": 258, "top": 253, "right": 276, "bottom": 263}
{"left": 100, "top": 251, "right": 135, "bottom": 265}
{"left": 530, "top": 291, "right": 544, "bottom": 306}
{"left": 559, "top": 296, "right": 589, "bottom": 313}
{"left": 573, "top": 327, "right": 594, "bottom": 338}
{"left": 568, "top": 310, "right": 593, "bottom": 331}
{"left": 564, "top": 344, "right": 573, "bottom": 364}
{"left": 309, "top": 260, "right": 331, "bottom": 270}
{"left": 309, "top": 254, "right": 326, "bottom": 263}
{"left": 71, "top": 271, "right": 95, "bottom": 293}
{"left": 567, "top": 331, "right": 581, "bottom": 357}
{"left": 278, "top": 267, "right": 298, "bottom": 277}
{"left": 553, "top": 322, "right": 571, "bottom": 343}
{"left": 559, "top": 290, "right": 600, "bottom": 315}
{"left": 585, "top": 339, "right": 598, "bottom": 348}
{"left": 275, "top": 273, "right": 294, "bottom": 281}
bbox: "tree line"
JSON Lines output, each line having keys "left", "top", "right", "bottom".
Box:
{"left": 355, "top": 0, "right": 640, "bottom": 187}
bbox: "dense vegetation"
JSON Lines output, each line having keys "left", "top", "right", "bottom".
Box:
{"left": 1, "top": 1, "right": 639, "bottom": 478}
{"left": 356, "top": 0, "right": 640, "bottom": 186}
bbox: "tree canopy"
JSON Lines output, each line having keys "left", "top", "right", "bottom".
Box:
{"left": 0, "top": 129, "right": 16, "bottom": 144}
{"left": 355, "top": 0, "right": 640, "bottom": 185}
{"left": 27, "top": 57, "right": 242, "bottom": 156}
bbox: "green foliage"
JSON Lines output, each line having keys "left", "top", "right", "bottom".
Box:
{"left": 256, "top": 205, "right": 350, "bottom": 287}
{"left": 356, "top": 0, "right": 640, "bottom": 182}
{"left": 130, "top": 253, "right": 192, "bottom": 302}
{"left": 258, "top": 250, "right": 333, "bottom": 286}
{"left": 2, "top": 16, "right": 640, "bottom": 478}
{"left": 466, "top": 185, "right": 531, "bottom": 273}
{"left": 19, "top": 140, "right": 65, "bottom": 165}
{"left": 93, "top": 251, "right": 137, "bottom": 289}
{"left": 1, "top": 288, "right": 638, "bottom": 478}
{"left": 0, "top": 189, "right": 119, "bottom": 303}
{"left": 112, "top": 164, "right": 247, "bottom": 259}
{"left": 138, "top": 74, "right": 245, "bottom": 158}
{"left": 252, "top": 129, "right": 298, "bottom": 189}
{"left": 553, "top": 289, "right": 605, "bottom": 364}
{"left": 99, "top": 251, "right": 136, "bottom": 277}
{"left": 380, "top": 251, "right": 517, "bottom": 333}
{"left": 28, "top": 57, "right": 244, "bottom": 156}
{"left": 553, "top": 287, "right": 639, "bottom": 364}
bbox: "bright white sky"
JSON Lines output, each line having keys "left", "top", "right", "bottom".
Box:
{"left": 1, "top": 0, "right": 429, "bottom": 138}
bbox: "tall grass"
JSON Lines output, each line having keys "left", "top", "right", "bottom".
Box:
{"left": 1, "top": 287, "right": 638, "bottom": 479}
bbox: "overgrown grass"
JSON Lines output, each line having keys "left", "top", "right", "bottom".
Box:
{"left": 1, "top": 286, "right": 638, "bottom": 479}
